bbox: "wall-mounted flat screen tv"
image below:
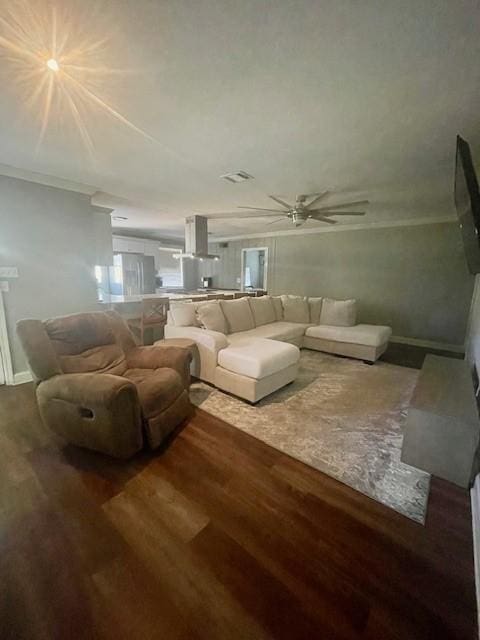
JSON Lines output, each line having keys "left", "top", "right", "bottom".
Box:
{"left": 455, "top": 135, "right": 480, "bottom": 274}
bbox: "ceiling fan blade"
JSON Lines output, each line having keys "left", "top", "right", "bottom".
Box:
{"left": 268, "top": 195, "right": 292, "bottom": 210}
{"left": 309, "top": 210, "right": 366, "bottom": 216}
{"left": 238, "top": 206, "right": 286, "bottom": 212}
{"left": 316, "top": 199, "right": 369, "bottom": 212}
{"left": 306, "top": 191, "right": 329, "bottom": 210}
{"left": 207, "top": 211, "right": 283, "bottom": 219}
{"left": 266, "top": 217, "right": 286, "bottom": 225}
{"left": 309, "top": 215, "right": 338, "bottom": 224}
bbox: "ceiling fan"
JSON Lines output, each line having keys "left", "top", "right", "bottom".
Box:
{"left": 206, "top": 192, "right": 369, "bottom": 227}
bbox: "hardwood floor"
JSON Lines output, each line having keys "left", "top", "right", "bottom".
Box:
{"left": 0, "top": 378, "right": 476, "bottom": 640}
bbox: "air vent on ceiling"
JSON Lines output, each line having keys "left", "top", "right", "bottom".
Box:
{"left": 220, "top": 171, "right": 254, "bottom": 183}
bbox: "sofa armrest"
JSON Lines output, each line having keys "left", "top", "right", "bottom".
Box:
{"left": 164, "top": 325, "right": 228, "bottom": 383}
{"left": 37, "top": 373, "right": 142, "bottom": 458}
{"left": 126, "top": 346, "right": 191, "bottom": 388}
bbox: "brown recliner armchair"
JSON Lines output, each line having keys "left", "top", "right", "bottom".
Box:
{"left": 16, "top": 310, "right": 192, "bottom": 458}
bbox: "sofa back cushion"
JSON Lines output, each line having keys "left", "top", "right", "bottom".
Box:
{"left": 249, "top": 296, "right": 276, "bottom": 327}
{"left": 220, "top": 297, "right": 255, "bottom": 333}
{"left": 44, "top": 312, "right": 128, "bottom": 375}
{"left": 281, "top": 295, "right": 310, "bottom": 324}
{"left": 320, "top": 298, "right": 357, "bottom": 327}
{"left": 169, "top": 302, "right": 199, "bottom": 327}
{"left": 271, "top": 296, "right": 283, "bottom": 321}
{"left": 308, "top": 297, "right": 323, "bottom": 324}
{"left": 197, "top": 301, "right": 228, "bottom": 334}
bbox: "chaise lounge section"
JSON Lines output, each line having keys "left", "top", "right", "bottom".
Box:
{"left": 165, "top": 295, "right": 392, "bottom": 402}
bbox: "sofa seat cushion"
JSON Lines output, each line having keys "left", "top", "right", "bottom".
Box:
{"left": 124, "top": 367, "right": 184, "bottom": 418}
{"left": 218, "top": 338, "right": 300, "bottom": 380}
{"left": 228, "top": 321, "right": 310, "bottom": 344}
{"left": 305, "top": 323, "right": 392, "bottom": 347}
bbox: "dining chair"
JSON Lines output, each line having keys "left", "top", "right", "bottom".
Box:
{"left": 128, "top": 297, "right": 170, "bottom": 345}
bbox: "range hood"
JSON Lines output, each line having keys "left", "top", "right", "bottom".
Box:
{"left": 174, "top": 215, "right": 219, "bottom": 260}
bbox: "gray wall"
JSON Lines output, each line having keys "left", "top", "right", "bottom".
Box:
{"left": 201, "top": 222, "right": 474, "bottom": 346}
{"left": 0, "top": 176, "right": 99, "bottom": 374}
{"left": 466, "top": 274, "right": 480, "bottom": 371}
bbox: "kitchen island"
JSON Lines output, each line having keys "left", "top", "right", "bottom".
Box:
{"left": 97, "top": 289, "right": 242, "bottom": 305}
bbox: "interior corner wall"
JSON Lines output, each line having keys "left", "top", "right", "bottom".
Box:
{"left": 0, "top": 175, "right": 99, "bottom": 375}
{"left": 204, "top": 222, "right": 474, "bottom": 346}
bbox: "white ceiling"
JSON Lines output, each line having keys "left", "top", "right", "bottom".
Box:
{"left": 1, "top": 0, "right": 479, "bottom": 240}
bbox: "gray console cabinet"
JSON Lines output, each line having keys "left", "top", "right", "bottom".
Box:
{"left": 401, "top": 355, "right": 479, "bottom": 488}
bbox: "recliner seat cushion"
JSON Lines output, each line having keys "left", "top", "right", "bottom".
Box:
{"left": 218, "top": 338, "right": 300, "bottom": 380}
{"left": 124, "top": 367, "right": 184, "bottom": 418}
{"left": 248, "top": 296, "right": 276, "bottom": 327}
{"left": 305, "top": 323, "right": 392, "bottom": 347}
{"left": 220, "top": 297, "right": 255, "bottom": 333}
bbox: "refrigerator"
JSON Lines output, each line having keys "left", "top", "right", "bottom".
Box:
{"left": 108, "top": 253, "right": 156, "bottom": 296}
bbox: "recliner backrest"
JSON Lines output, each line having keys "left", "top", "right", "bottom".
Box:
{"left": 44, "top": 312, "right": 128, "bottom": 376}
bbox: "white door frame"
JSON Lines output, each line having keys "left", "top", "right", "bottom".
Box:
{"left": 0, "top": 291, "right": 14, "bottom": 385}
{"left": 240, "top": 247, "right": 269, "bottom": 291}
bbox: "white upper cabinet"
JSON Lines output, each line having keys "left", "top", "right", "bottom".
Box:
{"left": 113, "top": 236, "right": 145, "bottom": 254}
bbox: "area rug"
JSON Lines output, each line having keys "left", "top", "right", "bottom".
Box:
{"left": 190, "top": 350, "right": 430, "bottom": 523}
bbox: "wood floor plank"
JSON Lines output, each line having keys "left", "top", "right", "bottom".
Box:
{"left": 0, "top": 378, "right": 476, "bottom": 640}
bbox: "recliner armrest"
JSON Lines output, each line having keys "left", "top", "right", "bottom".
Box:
{"left": 126, "top": 346, "right": 192, "bottom": 388}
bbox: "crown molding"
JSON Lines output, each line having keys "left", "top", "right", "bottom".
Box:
{"left": 0, "top": 163, "right": 98, "bottom": 195}
{"left": 209, "top": 215, "right": 457, "bottom": 243}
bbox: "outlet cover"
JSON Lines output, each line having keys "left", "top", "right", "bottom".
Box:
{"left": 0, "top": 267, "right": 18, "bottom": 278}
{"left": 0, "top": 281, "right": 9, "bottom": 292}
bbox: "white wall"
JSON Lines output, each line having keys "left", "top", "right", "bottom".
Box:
{"left": 0, "top": 176, "right": 101, "bottom": 375}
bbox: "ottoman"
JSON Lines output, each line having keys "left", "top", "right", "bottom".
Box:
{"left": 215, "top": 338, "right": 300, "bottom": 403}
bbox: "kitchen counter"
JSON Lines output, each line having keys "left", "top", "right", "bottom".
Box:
{"left": 98, "top": 290, "right": 240, "bottom": 305}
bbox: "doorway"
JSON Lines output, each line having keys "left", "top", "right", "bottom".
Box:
{"left": 241, "top": 247, "right": 268, "bottom": 291}
{"left": 0, "top": 291, "right": 13, "bottom": 385}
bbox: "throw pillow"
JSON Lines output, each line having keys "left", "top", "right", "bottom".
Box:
{"left": 169, "top": 302, "right": 198, "bottom": 327}
{"left": 248, "top": 296, "right": 276, "bottom": 327}
{"left": 281, "top": 295, "right": 310, "bottom": 324}
{"left": 308, "top": 297, "right": 323, "bottom": 324}
{"left": 197, "top": 302, "right": 228, "bottom": 334}
{"left": 320, "top": 298, "right": 357, "bottom": 327}
{"left": 220, "top": 297, "right": 255, "bottom": 333}
{"left": 271, "top": 296, "right": 283, "bottom": 321}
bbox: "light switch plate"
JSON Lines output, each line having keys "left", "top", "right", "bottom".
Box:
{"left": 0, "top": 267, "right": 18, "bottom": 278}
{"left": 0, "top": 281, "right": 9, "bottom": 292}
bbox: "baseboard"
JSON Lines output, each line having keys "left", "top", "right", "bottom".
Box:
{"left": 390, "top": 335, "right": 465, "bottom": 354}
{"left": 12, "top": 370, "right": 33, "bottom": 385}
{"left": 471, "top": 475, "right": 480, "bottom": 637}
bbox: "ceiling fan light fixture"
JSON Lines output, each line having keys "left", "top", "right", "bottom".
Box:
{"left": 220, "top": 171, "right": 254, "bottom": 183}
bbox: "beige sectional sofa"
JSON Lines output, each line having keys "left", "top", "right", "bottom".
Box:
{"left": 165, "top": 295, "right": 392, "bottom": 402}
